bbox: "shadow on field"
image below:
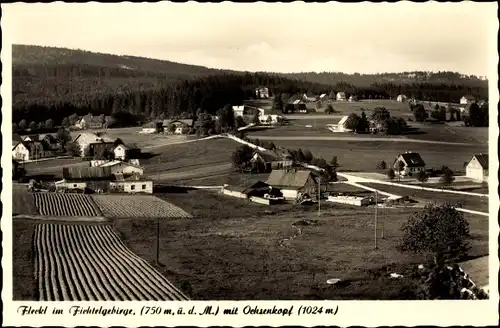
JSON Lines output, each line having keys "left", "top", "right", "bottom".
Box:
{"left": 137, "top": 152, "right": 157, "bottom": 159}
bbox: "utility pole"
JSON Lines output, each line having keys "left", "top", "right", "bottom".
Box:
{"left": 318, "top": 177, "right": 321, "bottom": 216}
{"left": 155, "top": 217, "right": 160, "bottom": 266}
{"left": 374, "top": 191, "right": 378, "bottom": 249}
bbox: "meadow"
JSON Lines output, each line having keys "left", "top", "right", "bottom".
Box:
{"left": 113, "top": 190, "right": 488, "bottom": 300}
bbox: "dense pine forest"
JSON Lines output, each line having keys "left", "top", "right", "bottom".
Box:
{"left": 12, "top": 45, "right": 489, "bottom": 126}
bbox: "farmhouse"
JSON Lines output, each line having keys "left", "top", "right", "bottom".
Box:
{"left": 255, "top": 87, "right": 270, "bottom": 99}
{"left": 74, "top": 114, "right": 105, "bottom": 130}
{"left": 326, "top": 115, "right": 353, "bottom": 133}
{"left": 163, "top": 119, "right": 193, "bottom": 134}
{"left": 223, "top": 181, "right": 275, "bottom": 198}
{"left": 142, "top": 121, "right": 164, "bottom": 134}
{"left": 12, "top": 140, "right": 49, "bottom": 161}
{"left": 110, "top": 174, "right": 154, "bottom": 194}
{"left": 465, "top": 154, "right": 488, "bottom": 183}
{"left": 266, "top": 169, "right": 319, "bottom": 200}
{"left": 74, "top": 132, "right": 110, "bottom": 157}
{"left": 232, "top": 105, "right": 246, "bottom": 117}
{"left": 336, "top": 92, "right": 346, "bottom": 101}
{"left": 114, "top": 143, "right": 141, "bottom": 160}
{"left": 397, "top": 94, "right": 407, "bottom": 102}
{"left": 12, "top": 141, "right": 30, "bottom": 161}
{"left": 460, "top": 95, "right": 476, "bottom": 105}
{"left": 393, "top": 151, "right": 426, "bottom": 176}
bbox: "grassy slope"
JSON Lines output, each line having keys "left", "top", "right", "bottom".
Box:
{"left": 114, "top": 190, "right": 488, "bottom": 300}
{"left": 13, "top": 185, "right": 39, "bottom": 215}
{"left": 12, "top": 219, "right": 37, "bottom": 300}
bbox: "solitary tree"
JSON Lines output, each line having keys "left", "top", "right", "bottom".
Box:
{"left": 235, "top": 116, "right": 246, "bottom": 130}
{"left": 387, "top": 168, "right": 396, "bottom": 180}
{"left": 413, "top": 104, "right": 428, "bottom": 122}
{"left": 417, "top": 170, "right": 429, "bottom": 183}
{"left": 252, "top": 113, "right": 261, "bottom": 125}
{"left": 325, "top": 104, "right": 335, "bottom": 114}
{"left": 330, "top": 156, "right": 339, "bottom": 170}
{"left": 65, "top": 142, "right": 81, "bottom": 157}
{"left": 231, "top": 145, "right": 254, "bottom": 172}
{"left": 56, "top": 128, "right": 71, "bottom": 147}
{"left": 440, "top": 166, "right": 455, "bottom": 185}
{"left": 302, "top": 149, "right": 314, "bottom": 163}
{"left": 396, "top": 160, "right": 405, "bottom": 181}
{"left": 18, "top": 119, "right": 27, "bottom": 131}
{"left": 28, "top": 121, "right": 37, "bottom": 131}
{"left": 344, "top": 113, "right": 360, "bottom": 131}
{"left": 377, "top": 160, "right": 387, "bottom": 170}
{"left": 398, "top": 203, "right": 470, "bottom": 263}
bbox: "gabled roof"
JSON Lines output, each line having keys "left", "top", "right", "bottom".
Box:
{"left": 99, "top": 160, "right": 144, "bottom": 170}
{"left": 80, "top": 114, "right": 103, "bottom": 125}
{"left": 227, "top": 180, "right": 270, "bottom": 194}
{"left": 470, "top": 154, "right": 489, "bottom": 169}
{"left": 63, "top": 165, "right": 113, "bottom": 180}
{"left": 253, "top": 150, "right": 278, "bottom": 163}
{"left": 95, "top": 132, "right": 114, "bottom": 142}
{"left": 462, "top": 95, "right": 476, "bottom": 100}
{"left": 74, "top": 132, "right": 103, "bottom": 144}
{"left": 115, "top": 143, "right": 140, "bottom": 150}
{"left": 163, "top": 119, "right": 193, "bottom": 127}
{"left": 397, "top": 152, "right": 426, "bottom": 167}
{"left": 266, "top": 170, "right": 316, "bottom": 189}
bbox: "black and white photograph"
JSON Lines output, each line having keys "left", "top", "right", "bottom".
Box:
{"left": 1, "top": 1, "right": 498, "bottom": 326}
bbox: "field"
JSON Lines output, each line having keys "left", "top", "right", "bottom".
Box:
{"left": 91, "top": 194, "right": 192, "bottom": 218}
{"left": 142, "top": 138, "right": 239, "bottom": 181}
{"left": 13, "top": 184, "right": 39, "bottom": 215}
{"left": 34, "top": 223, "right": 189, "bottom": 301}
{"left": 114, "top": 191, "right": 489, "bottom": 300}
{"left": 34, "top": 193, "right": 102, "bottom": 217}
{"left": 245, "top": 139, "right": 487, "bottom": 173}
{"left": 23, "top": 158, "right": 84, "bottom": 179}
{"left": 360, "top": 182, "right": 489, "bottom": 213}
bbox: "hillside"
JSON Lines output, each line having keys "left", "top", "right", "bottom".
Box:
{"left": 12, "top": 44, "right": 489, "bottom": 127}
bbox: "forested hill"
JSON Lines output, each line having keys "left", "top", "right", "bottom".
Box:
{"left": 281, "top": 71, "right": 488, "bottom": 88}
{"left": 12, "top": 44, "right": 489, "bottom": 127}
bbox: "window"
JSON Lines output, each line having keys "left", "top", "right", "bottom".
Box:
{"left": 131, "top": 185, "right": 135, "bottom": 190}
{"left": 142, "top": 184, "right": 146, "bottom": 190}
{"left": 73, "top": 184, "right": 77, "bottom": 187}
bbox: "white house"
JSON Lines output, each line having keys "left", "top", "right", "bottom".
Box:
{"left": 336, "top": 92, "right": 346, "bottom": 101}
{"left": 110, "top": 178, "right": 154, "bottom": 194}
{"left": 460, "top": 95, "right": 476, "bottom": 105}
{"left": 255, "top": 87, "right": 270, "bottom": 99}
{"left": 326, "top": 115, "right": 352, "bottom": 133}
{"left": 73, "top": 132, "right": 107, "bottom": 157}
{"left": 98, "top": 160, "right": 144, "bottom": 176}
{"left": 12, "top": 141, "right": 30, "bottom": 161}
{"left": 232, "top": 105, "right": 245, "bottom": 117}
{"left": 466, "top": 154, "right": 488, "bottom": 183}
{"left": 397, "top": 94, "right": 407, "bottom": 102}
{"left": 74, "top": 114, "right": 104, "bottom": 130}
{"left": 259, "top": 114, "right": 282, "bottom": 125}
{"left": 393, "top": 151, "right": 426, "bottom": 176}
{"left": 113, "top": 143, "right": 140, "bottom": 161}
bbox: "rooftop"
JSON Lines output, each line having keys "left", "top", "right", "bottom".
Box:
{"left": 397, "top": 152, "right": 426, "bottom": 167}
{"left": 266, "top": 169, "right": 316, "bottom": 189}
{"left": 471, "top": 153, "right": 489, "bottom": 169}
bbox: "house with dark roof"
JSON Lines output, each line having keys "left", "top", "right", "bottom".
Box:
{"left": 223, "top": 180, "right": 278, "bottom": 199}
{"left": 466, "top": 154, "right": 488, "bottom": 183}
{"left": 266, "top": 169, "right": 319, "bottom": 200}
{"left": 163, "top": 119, "right": 193, "bottom": 134}
{"left": 393, "top": 151, "right": 426, "bottom": 176}
{"left": 251, "top": 150, "right": 294, "bottom": 172}
{"left": 74, "top": 114, "right": 105, "bottom": 130}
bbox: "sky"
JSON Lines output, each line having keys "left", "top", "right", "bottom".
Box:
{"left": 2, "top": 2, "right": 497, "bottom": 76}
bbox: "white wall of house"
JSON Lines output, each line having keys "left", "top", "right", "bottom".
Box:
{"left": 142, "top": 127, "right": 157, "bottom": 134}
{"left": 402, "top": 166, "right": 425, "bottom": 176}
{"left": 223, "top": 189, "right": 248, "bottom": 199}
{"left": 122, "top": 181, "right": 153, "bottom": 194}
{"left": 108, "top": 163, "right": 144, "bottom": 175}
{"left": 55, "top": 181, "right": 87, "bottom": 191}
{"left": 13, "top": 144, "right": 30, "bottom": 161}
{"left": 466, "top": 158, "right": 488, "bottom": 182}
{"left": 90, "top": 159, "right": 110, "bottom": 167}
{"left": 460, "top": 97, "right": 468, "bottom": 105}
{"left": 114, "top": 145, "right": 127, "bottom": 160}
{"left": 281, "top": 189, "right": 299, "bottom": 200}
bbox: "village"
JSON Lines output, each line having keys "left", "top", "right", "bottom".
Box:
{"left": 12, "top": 85, "right": 490, "bottom": 302}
